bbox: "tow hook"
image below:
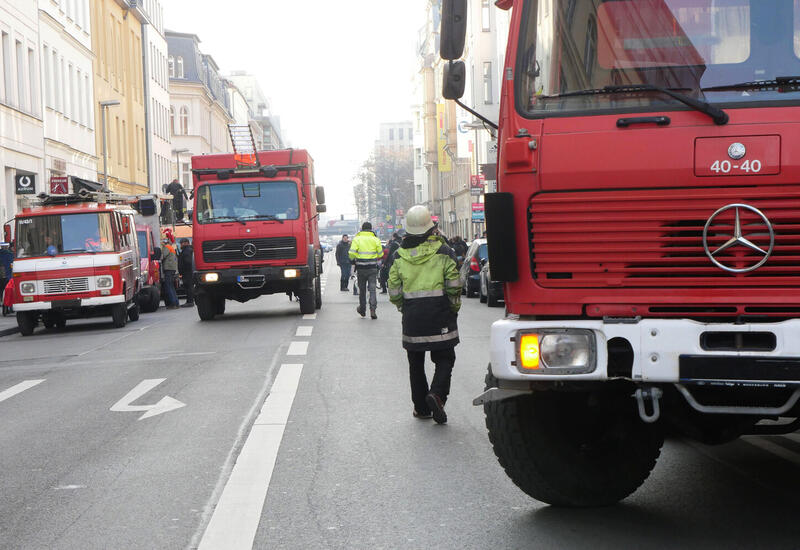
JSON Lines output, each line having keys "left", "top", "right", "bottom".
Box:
{"left": 634, "top": 386, "right": 663, "bottom": 423}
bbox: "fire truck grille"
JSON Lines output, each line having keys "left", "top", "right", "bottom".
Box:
{"left": 202, "top": 237, "right": 298, "bottom": 263}
{"left": 43, "top": 277, "right": 90, "bottom": 294}
{"left": 528, "top": 186, "right": 800, "bottom": 289}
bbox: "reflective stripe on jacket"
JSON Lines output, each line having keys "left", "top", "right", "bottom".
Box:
{"left": 388, "top": 234, "right": 462, "bottom": 351}
{"left": 348, "top": 231, "right": 383, "bottom": 269}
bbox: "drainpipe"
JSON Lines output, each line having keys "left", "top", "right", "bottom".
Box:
{"left": 141, "top": 20, "right": 154, "bottom": 192}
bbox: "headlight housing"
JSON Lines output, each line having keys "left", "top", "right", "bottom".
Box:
{"left": 516, "top": 329, "right": 596, "bottom": 374}
{"left": 283, "top": 269, "right": 298, "bottom": 278}
{"left": 203, "top": 272, "right": 219, "bottom": 283}
{"left": 96, "top": 275, "right": 114, "bottom": 289}
{"left": 19, "top": 281, "right": 36, "bottom": 295}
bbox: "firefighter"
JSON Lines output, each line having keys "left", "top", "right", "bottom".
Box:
{"left": 388, "top": 205, "right": 462, "bottom": 424}
{"left": 348, "top": 222, "right": 383, "bottom": 319}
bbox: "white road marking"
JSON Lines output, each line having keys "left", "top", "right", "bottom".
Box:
{"left": 110, "top": 379, "right": 186, "bottom": 420}
{"left": 302, "top": 313, "right": 317, "bottom": 320}
{"left": 197, "top": 363, "right": 303, "bottom": 550}
{"left": 743, "top": 436, "right": 800, "bottom": 466}
{"left": 295, "top": 326, "right": 313, "bottom": 337}
{"left": 0, "top": 380, "right": 45, "bottom": 404}
{"left": 287, "top": 341, "right": 309, "bottom": 356}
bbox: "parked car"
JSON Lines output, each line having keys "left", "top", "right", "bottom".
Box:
{"left": 459, "top": 238, "right": 487, "bottom": 297}
{"left": 479, "top": 259, "right": 504, "bottom": 307}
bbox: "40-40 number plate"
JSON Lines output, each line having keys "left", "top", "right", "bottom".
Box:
{"left": 695, "top": 135, "right": 780, "bottom": 177}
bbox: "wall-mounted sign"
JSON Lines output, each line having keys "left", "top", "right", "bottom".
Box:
{"left": 50, "top": 176, "right": 69, "bottom": 194}
{"left": 15, "top": 174, "right": 36, "bottom": 195}
{"left": 472, "top": 202, "right": 485, "bottom": 222}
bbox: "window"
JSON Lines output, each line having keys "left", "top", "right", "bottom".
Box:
{"left": 176, "top": 56, "right": 184, "bottom": 78}
{"left": 481, "top": 0, "right": 491, "bottom": 31}
{"left": 16, "top": 40, "right": 25, "bottom": 111}
{"left": 796, "top": 0, "right": 800, "bottom": 58}
{"left": 399, "top": 128, "right": 404, "bottom": 140}
{"left": 84, "top": 74, "right": 92, "bottom": 129}
{"left": 181, "top": 162, "right": 190, "bottom": 188}
{"left": 68, "top": 64, "right": 75, "bottom": 120}
{"left": 169, "top": 105, "right": 175, "bottom": 134}
{"left": 42, "top": 46, "right": 50, "bottom": 109}
{"left": 483, "top": 61, "right": 493, "bottom": 104}
{"left": 0, "top": 32, "right": 8, "bottom": 102}
{"left": 179, "top": 105, "right": 189, "bottom": 135}
{"left": 168, "top": 55, "right": 174, "bottom": 78}
{"left": 389, "top": 128, "right": 394, "bottom": 140}
{"left": 28, "top": 48, "right": 37, "bottom": 116}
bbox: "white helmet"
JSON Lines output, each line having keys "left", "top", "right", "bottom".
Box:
{"left": 405, "top": 205, "right": 434, "bottom": 236}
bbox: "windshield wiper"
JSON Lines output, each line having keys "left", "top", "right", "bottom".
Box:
{"left": 701, "top": 76, "right": 800, "bottom": 93}
{"left": 237, "top": 214, "right": 284, "bottom": 224}
{"left": 212, "top": 216, "right": 246, "bottom": 225}
{"left": 62, "top": 248, "right": 90, "bottom": 253}
{"left": 543, "top": 84, "right": 729, "bottom": 125}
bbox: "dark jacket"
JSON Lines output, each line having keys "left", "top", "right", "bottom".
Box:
{"left": 0, "top": 248, "right": 12, "bottom": 278}
{"left": 335, "top": 239, "right": 350, "bottom": 266}
{"left": 178, "top": 244, "right": 194, "bottom": 274}
{"left": 388, "top": 235, "right": 462, "bottom": 351}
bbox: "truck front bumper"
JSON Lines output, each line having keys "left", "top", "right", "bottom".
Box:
{"left": 194, "top": 265, "right": 311, "bottom": 290}
{"left": 14, "top": 294, "right": 126, "bottom": 311}
{"left": 490, "top": 317, "right": 800, "bottom": 385}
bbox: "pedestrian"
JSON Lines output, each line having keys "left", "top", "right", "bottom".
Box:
{"left": 335, "top": 234, "right": 351, "bottom": 291}
{"left": 165, "top": 179, "right": 188, "bottom": 221}
{"left": 161, "top": 233, "right": 180, "bottom": 310}
{"left": 388, "top": 205, "right": 462, "bottom": 424}
{"left": 0, "top": 242, "right": 12, "bottom": 305}
{"left": 379, "top": 243, "right": 390, "bottom": 294}
{"left": 348, "top": 221, "right": 383, "bottom": 319}
{"left": 178, "top": 238, "right": 194, "bottom": 307}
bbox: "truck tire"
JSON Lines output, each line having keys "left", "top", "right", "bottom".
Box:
{"left": 483, "top": 366, "right": 663, "bottom": 507}
{"left": 298, "top": 287, "right": 315, "bottom": 314}
{"left": 214, "top": 297, "right": 226, "bottom": 315}
{"left": 17, "top": 312, "right": 36, "bottom": 336}
{"left": 127, "top": 299, "right": 140, "bottom": 322}
{"left": 111, "top": 302, "right": 128, "bottom": 328}
{"left": 140, "top": 287, "right": 160, "bottom": 313}
{"left": 196, "top": 294, "right": 216, "bottom": 321}
{"left": 314, "top": 275, "right": 322, "bottom": 310}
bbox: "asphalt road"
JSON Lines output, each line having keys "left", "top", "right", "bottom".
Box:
{"left": 2, "top": 266, "right": 800, "bottom": 549}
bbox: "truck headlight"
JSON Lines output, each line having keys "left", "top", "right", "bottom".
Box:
{"left": 516, "top": 329, "right": 596, "bottom": 374}
{"left": 96, "top": 275, "right": 114, "bottom": 289}
{"left": 203, "top": 273, "right": 219, "bottom": 283}
{"left": 283, "top": 269, "right": 298, "bottom": 278}
{"left": 20, "top": 281, "right": 36, "bottom": 295}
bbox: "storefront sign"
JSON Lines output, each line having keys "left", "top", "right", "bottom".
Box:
{"left": 50, "top": 176, "right": 69, "bottom": 194}
{"left": 15, "top": 174, "right": 36, "bottom": 195}
{"left": 472, "top": 202, "right": 485, "bottom": 222}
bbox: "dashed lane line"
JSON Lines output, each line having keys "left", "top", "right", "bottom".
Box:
{"left": 295, "top": 326, "right": 313, "bottom": 337}
{"left": 302, "top": 313, "right": 317, "bottom": 320}
{"left": 0, "top": 380, "right": 46, "bottom": 404}
{"left": 286, "top": 341, "right": 309, "bottom": 356}
{"left": 197, "top": 363, "right": 303, "bottom": 550}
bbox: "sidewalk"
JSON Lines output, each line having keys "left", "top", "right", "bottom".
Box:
{"left": 0, "top": 311, "right": 18, "bottom": 337}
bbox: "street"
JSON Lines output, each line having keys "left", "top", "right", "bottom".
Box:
{"left": 2, "top": 266, "right": 800, "bottom": 549}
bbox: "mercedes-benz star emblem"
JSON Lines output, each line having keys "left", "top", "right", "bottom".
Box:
{"left": 728, "top": 142, "right": 746, "bottom": 160}
{"left": 702, "top": 204, "right": 774, "bottom": 273}
{"left": 242, "top": 242, "right": 257, "bottom": 258}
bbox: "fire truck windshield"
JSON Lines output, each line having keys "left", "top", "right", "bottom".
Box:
{"left": 518, "top": 0, "right": 800, "bottom": 116}
{"left": 195, "top": 181, "right": 300, "bottom": 224}
{"left": 16, "top": 213, "right": 115, "bottom": 258}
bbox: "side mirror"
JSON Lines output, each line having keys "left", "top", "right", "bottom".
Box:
{"left": 3, "top": 223, "right": 11, "bottom": 243}
{"left": 121, "top": 216, "right": 131, "bottom": 234}
{"left": 441, "top": 0, "right": 468, "bottom": 60}
{"left": 151, "top": 247, "right": 162, "bottom": 261}
{"left": 443, "top": 61, "right": 466, "bottom": 100}
{"left": 315, "top": 186, "right": 326, "bottom": 205}
{"left": 316, "top": 204, "right": 327, "bottom": 213}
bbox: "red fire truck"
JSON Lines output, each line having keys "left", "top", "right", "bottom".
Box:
{"left": 5, "top": 190, "right": 142, "bottom": 335}
{"left": 442, "top": 0, "right": 800, "bottom": 505}
{"left": 190, "top": 125, "right": 326, "bottom": 319}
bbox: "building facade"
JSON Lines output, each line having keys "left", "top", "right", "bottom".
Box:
{"left": 0, "top": 0, "right": 44, "bottom": 223}
{"left": 226, "top": 71, "right": 283, "bottom": 150}
{"left": 38, "top": 0, "right": 96, "bottom": 197}
{"left": 90, "top": 0, "right": 148, "bottom": 195}
{"left": 167, "top": 31, "right": 232, "bottom": 191}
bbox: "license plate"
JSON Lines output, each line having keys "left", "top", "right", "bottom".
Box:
{"left": 52, "top": 299, "right": 80, "bottom": 309}
{"left": 237, "top": 275, "right": 250, "bottom": 283}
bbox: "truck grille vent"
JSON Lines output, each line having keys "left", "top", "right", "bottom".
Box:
{"left": 202, "top": 237, "right": 298, "bottom": 263}
{"left": 529, "top": 185, "right": 800, "bottom": 288}
{"left": 43, "top": 277, "right": 90, "bottom": 294}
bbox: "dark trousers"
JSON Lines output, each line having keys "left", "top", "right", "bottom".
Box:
{"left": 163, "top": 270, "right": 179, "bottom": 306}
{"left": 180, "top": 270, "right": 194, "bottom": 304}
{"left": 407, "top": 348, "right": 456, "bottom": 413}
{"left": 339, "top": 263, "right": 351, "bottom": 290}
{"left": 356, "top": 267, "right": 378, "bottom": 310}
{"left": 0, "top": 277, "right": 7, "bottom": 303}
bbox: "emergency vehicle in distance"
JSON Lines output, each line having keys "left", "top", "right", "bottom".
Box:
{"left": 190, "top": 125, "right": 326, "bottom": 319}
{"left": 442, "top": 0, "right": 800, "bottom": 506}
{"left": 5, "top": 188, "right": 142, "bottom": 335}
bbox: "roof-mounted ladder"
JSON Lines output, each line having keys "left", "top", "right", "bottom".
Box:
{"left": 228, "top": 124, "right": 261, "bottom": 168}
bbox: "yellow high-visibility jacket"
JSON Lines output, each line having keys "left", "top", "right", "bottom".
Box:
{"left": 348, "top": 231, "right": 383, "bottom": 269}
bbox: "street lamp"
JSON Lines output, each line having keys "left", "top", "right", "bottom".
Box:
{"left": 171, "top": 148, "right": 189, "bottom": 189}
{"left": 99, "top": 100, "right": 120, "bottom": 190}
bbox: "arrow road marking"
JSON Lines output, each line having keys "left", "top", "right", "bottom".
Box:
{"left": 0, "top": 380, "right": 45, "bottom": 404}
{"left": 110, "top": 379, "right": 186, "bottom": 420}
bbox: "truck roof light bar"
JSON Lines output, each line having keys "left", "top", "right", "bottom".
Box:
{"left": 192, "top": 163, "right": 308, "bottom": 179}
{"left": 228, "top": 124, "right": 261, "bottom": 168}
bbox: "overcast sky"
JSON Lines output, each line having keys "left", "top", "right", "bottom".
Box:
{"left": 162, "top": 1, "right": 427, "bottom": 217}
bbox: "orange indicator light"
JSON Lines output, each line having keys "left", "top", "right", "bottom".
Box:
{"left": 520, "top": 333, "right": 540, "bottom": 370}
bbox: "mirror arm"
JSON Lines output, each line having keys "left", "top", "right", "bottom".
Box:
{"left": 454, "top": 98, "right": 498, "bottom": 130}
